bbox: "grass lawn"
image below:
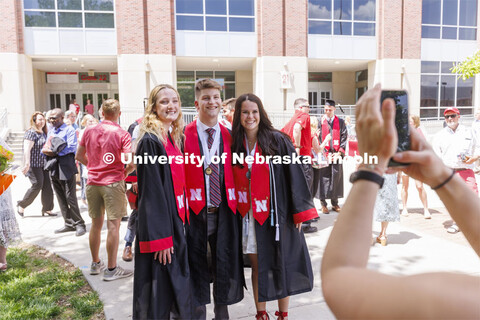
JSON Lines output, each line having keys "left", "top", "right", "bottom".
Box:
{"left": 0, "top": 244, "right": 105, "bottom": 320}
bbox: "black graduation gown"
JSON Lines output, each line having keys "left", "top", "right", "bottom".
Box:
{"left": 254, "top": 131, "right": 317, "bottom": 302}
{"left": 133, "top": 134, "right": 192, "bottom": 320}
{"left": 185, "top": 131, "right": 245, "bottom": 307}
{"left": 317, "top": 117, "right": 348, "bottom": 200}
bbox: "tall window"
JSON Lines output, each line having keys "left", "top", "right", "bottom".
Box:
{"left": 420, "top": 61, "right": 474, "bottom": 119}
{"left": 23, "top": 0, "right": 115, "bottom": 28}
{"left": 308, "top": 0, "right": 376, "bottom": 36}
{"left": 176, "top": 71, "right": 236, "bottom": 107}
{"left": 175, "top": 0, "right": 255, "bottom": 32}
{"left": 422, "top": 0, "right": 477, "bottom": 40}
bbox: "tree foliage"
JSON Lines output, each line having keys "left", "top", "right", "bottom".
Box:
{"left": 451, "top": 50, "right": 480, "bottom": 80}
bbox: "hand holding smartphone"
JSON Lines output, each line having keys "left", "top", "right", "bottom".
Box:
{"left": 380, "top": 90, "right": 411, "bottom": 167}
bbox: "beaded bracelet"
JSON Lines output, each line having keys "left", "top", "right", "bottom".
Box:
{"left": 431, "top": 169, "right": 455, "bottom": 190}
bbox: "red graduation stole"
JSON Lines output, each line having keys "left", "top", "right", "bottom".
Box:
{"left": 322, "top": 115, "right": 340, "bottom": 152}
{"left": 184, "top": 120, "right": 237, "bottom": 215}
{"left": 232, "top": 145, "right": 270, "bottom": 225}
{"left": 165, "top": 136, "right": 188, "bottom": 223}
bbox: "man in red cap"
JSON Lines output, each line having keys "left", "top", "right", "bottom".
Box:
{"left": 433, "top": 107, "right": 480, "bottom": 233}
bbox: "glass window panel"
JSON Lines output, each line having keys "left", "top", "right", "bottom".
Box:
{"left": 354, "top": 0, "right": 375, "bottom": 21}
{"left": 196, "top": 71, "right": 214, "bottom": 80}
{"left": 206, "top": 0, "right": 226, "bottom": 14}
{"left": 334, "top": 22, "right": 352, "bottom": 35}
{"left": 459, "top": 0, "right": 477, "bottom": 26}
{"left": 24, "top": 11, "right": 56, "bottom": 27}
{"left": 353, "top": 22, "right": 375, "bottom": 35}
{"left": 229, "top": 17, "right": 254, "bottom": 32}
{"left": 177, "top": 83, "right": 195, "bottom": 107}
{"left": 83, "top": 0, "right": 114, "bottom": 11}
{"left": 224, "top": 83, "right": 235, "bottom": 100}
{"left": 334, "top": 0, "right": 352, "bottom": 20}
{"left": 176, "top": 0, "right": 203, "bottom": 14}
{"left": 57, "top": 0, "right": 82, "bottom": 10}
{"left": 420, "top": 75, "right": 439, "bottom": 107}
{"left": 177, "top": 71, "right": 195, "bottom": 82}
{"left": 214, "top": 71, "right": 235, "bottom": 81}
{"left": 456, "top": 77, "right": 474, "bottom": 106}
{"left": 440, "top": 75, "right": 456, "bottom": 106}
{"left": 442, "top": 27, "right": 457, "bottom": 39}
{"left": 206, "top": 17, "right": 227, "bottom": 31}
{"left": 58, "top": 12, "right": 82, "bottom": 27}
{"left": 422, "top": 26, "right": 440, "bottom": 38}
{"left": 176, "top": 15, "right": 204, "bottom": 30}
{"left": 459, "top": 28, "right": 476, "bottom": 40}
{"left": 23, "top": 0, "right": 55, "bottom": 9}
{"left": 309, "top": 0, "right": 331, "bottom": 19}
{"left": 85, "top": 13, "right": 114, "bottom": 28}
{"left": 309, "top": 20, "right": 331, "bottom": 34}
{"left": 114, "top": 93, "right": 119, "bottom": 101}
{"left": 422, "top": 0, "right": 441, "bottom": 24}
{"left": 441, "top": 61, "right": 455, "bottom": 73}
{"left": 421, "top": 61, "right": 439, "bottom": 73}
{"left": 420, "top": 108, "right": 439, "bottom": 118}
{"left": 229, "top": 0, "right": 254, "bottom": 16}
{"left": 442, "top": 0, "right": 458, "bottom": 25}
{"left": 356, "top": 70, "right": 368, "bottom": 82}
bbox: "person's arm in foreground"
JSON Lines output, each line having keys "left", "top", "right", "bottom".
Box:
{"left": 321, "top": 84, "right": 480, "bottom": 319}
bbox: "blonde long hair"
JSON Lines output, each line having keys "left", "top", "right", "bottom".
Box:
{"left": 139, "top": 84, "right": 184, "bottom": 148}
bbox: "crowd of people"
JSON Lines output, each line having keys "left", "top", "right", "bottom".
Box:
{"left": 0, "top": 79, "right": 479, "bottom": 319}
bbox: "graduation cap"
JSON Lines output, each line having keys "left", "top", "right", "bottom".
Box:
{"left": 325, "top": 99, "right": 344, "bottom": 113}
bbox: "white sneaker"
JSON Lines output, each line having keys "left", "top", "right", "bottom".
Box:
{"left": 102, "top": 266, "right": 133, "bottom": 281}
{"left": 401, "top": 209, "right": 409, "bottom": 217}
{"left": 424, "top": 209, "right": 431, "bottom": 219}
{"left": 90, "top": 260, "right": 105, "bottom": 275}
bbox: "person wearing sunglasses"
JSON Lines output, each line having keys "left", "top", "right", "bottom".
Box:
{"left": 432, "top": 107, "right": 480, "bottom": 234}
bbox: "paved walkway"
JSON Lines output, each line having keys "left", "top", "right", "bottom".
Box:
{"left": 10, "top": 169, "right": 480, "bottom": 320}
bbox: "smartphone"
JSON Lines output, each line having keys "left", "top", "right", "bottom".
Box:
{"left": 380, "top": 90, "right": 410, "bottom": 167}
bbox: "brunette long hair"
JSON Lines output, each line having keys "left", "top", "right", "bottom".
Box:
{"left": 231, "top": 93, "right": 287, "bottom": 157}
{"left": 30, "top": 111, "right": 47, "bottom": 135}
{"left": 138, "top": 84, "right": 184, "bottom": 148}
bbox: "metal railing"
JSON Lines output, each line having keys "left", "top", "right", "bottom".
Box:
{"left": 0, "top": 108, "right": 9, "bottom": 139}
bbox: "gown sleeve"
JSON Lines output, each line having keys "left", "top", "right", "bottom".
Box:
{"left": 277, "top": 133, "right": 318, "bottom": 224}
{"left": 339, "top": 118, "right": 348, "bottom": 155}
{"left": 136, "top": 135, "right": 174, "bottom": 253}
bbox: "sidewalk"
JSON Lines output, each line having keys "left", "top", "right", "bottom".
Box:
{"left": 11, "top": 172, "right": 480, "bottom": 319}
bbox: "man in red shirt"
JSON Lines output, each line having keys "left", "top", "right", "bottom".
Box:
{"left": 76, "top": 99, "right": 134, "bottom": 281}
{"left": 84, "top": 99, "right": 94, "bottom": 115}
{"left": 282, "top": 98, "right": 317, "bottom": 233}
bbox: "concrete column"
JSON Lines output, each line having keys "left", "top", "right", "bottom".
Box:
{"left": 254, "top": 56, "right": 308, "bottom": 111}
{"left": 0, "top": 53, "right": 35, "bottom": 131}
{"left": 368, "top": 59, "right": 421, "bottom": 116}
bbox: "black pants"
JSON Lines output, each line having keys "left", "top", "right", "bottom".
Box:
{"left": 301, "top": 163, "right": 315, "bottom": 227}
{"left": 51, "top": 174, "right": 85, "bottom": 228}
{"left": 18, "top": 167, "right": 54, "bottom": 212}
{"left": 192, "top": 211, "right": 229, "bottom": 320}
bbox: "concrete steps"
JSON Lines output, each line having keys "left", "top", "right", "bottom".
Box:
{"left": 5, "top": 131, "right": 24, "bottom": 164}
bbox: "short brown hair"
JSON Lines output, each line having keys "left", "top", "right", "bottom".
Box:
{"left": 222, "top": 98, "right": 236, "bottom": 110}
{"left": 195, "top": 79, "right": 222, "bottom": 99}
{"left": 411, "top": 115, "right": 421, "bottom": 128}
{"left": 102, "top": 99, "right": 120, "bottom": 116}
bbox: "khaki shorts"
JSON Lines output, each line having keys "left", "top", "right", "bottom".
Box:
{"left": 86, "top": 181, "right": 127, "bottom": 220}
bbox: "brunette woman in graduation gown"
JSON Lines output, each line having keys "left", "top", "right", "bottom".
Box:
{"left": 231, "top": 94, "right": 318, "bottom": 320}
{"left": 133, "top": 84, "right": 192, "bottom": 319}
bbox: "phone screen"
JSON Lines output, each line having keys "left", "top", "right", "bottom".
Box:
{"left": 380, "top": 90, "right": 410, "bottom": 167}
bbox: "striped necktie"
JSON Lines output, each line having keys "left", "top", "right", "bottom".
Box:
{"left": 206, "top": 128, "right": 221, "bottom": 207}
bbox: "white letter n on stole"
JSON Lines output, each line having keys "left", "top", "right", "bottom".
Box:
{"left": 177, "top": 194, "right": 184, "bottom": 209}
{"left": 238, "top": 191, "right": 248, "bottom": 203}
{"left": 228, "top": 188, "right": 236, "bottom": 200}
{"left": 255, "top": 200, "right": 268, "bottom": 212}
{"left": 190, "top": 188, "right": 202, "bottom": 201}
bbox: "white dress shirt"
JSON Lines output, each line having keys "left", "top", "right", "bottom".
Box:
{"left": 433, "top": 124, "right": 479, "bottom": 169}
